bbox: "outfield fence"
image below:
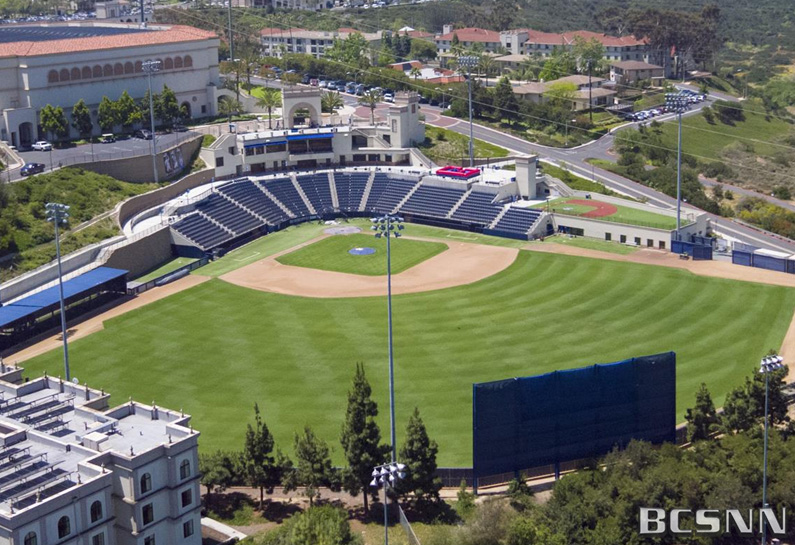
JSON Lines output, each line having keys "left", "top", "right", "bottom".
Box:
{"left": 127, "top": 256, "right": 209, "bottom": 295}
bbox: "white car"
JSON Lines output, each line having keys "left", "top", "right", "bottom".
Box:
{"left": 32, "top": 140, "right": 52, "bottom": 151}
{"left": 383, "top": 93, "right": 394, "bottom": 103}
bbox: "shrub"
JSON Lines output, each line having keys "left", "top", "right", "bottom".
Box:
{"left": 257, "top": 505, "right": 361, "bottom": 545}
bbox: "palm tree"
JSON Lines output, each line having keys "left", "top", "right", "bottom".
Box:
{"left": 409, "top": 66, "right": 422, "bottom": 82}
{"left": 321, "top": 91, "right": 344, "bottom": 114}
{"left": 478, "top": 55, "right": 495, "bottom": 87}
{"left": 257, "top": 88, "right": 281, "bottom": 129}
{"left": 218, "top": 97, "right": 242, "bottom": 123}
{"left": 358, "top": 90, "right": 381, "bottom": 124}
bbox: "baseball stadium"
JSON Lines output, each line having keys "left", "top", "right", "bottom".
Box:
{"left": 2, "top": 157, "right": 793, "bottom": 472}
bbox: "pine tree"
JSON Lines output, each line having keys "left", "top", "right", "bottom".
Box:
{"left": 292, "top": 426, "right": 337, "bottom": 506}
{"left": 493, "top": 76, "right": 518, "bottom": 124}
{"left": 70, "top": 99, "right": 93, "bottom": 140}
{"left": 396, "top": 407, "right": 442, "bottom": 506}
{"left": 199, "top": 450, "right": 236, "bottom": 507}
{"left": 157, "top": 85, "right": 181, "bottom": 127}
{"left": 242, "top": 404, "right": 281, "bottom": 510}
{"left": 340, "top": 363, "right": 389, "bottom": 514}
{"left": 685, "top": 383, "right": 719, "bottom": 442}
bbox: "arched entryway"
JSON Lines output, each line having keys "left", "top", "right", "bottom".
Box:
{"left": 18, "top": 122, "right": 33, "bottom": 148}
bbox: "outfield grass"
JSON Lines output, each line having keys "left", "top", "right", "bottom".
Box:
{"left": 276, "top": 233, "right": 447, "bottom": 276}
{"left": 536, "top": 197, "right": 680, "bottom": 230}
{"left": 21, "top": 237, "right": 795, "bottom": 466}
{"left": 535, "top": 235, "right": 640, "bottom": 255}
{"left": 134, "top": 257, "right": 197, "bottom": 283}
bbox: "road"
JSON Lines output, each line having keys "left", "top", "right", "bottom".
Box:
{"left": 7, "top": 131, "right": 198, "bottom": 182}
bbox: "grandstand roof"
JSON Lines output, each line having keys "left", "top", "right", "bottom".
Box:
{"left": 0, "top": 267, "right": 127, "bottom": 328}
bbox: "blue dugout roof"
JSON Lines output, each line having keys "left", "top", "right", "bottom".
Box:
{"left": 0, "top": 267, "right": 127, "bottom": 328}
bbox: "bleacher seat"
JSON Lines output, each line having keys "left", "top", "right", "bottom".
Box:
{"left": 451, "top": 191, "right": 504, "bottom": 225}
{"left": 218, "top": 181, "right": 290, "bottom": 225}
{"left": 334, "top": 172, "right": 369, "bottom": 212}
{"left": 398, "top": 185, "right": 466, "bottom": 218}
{"left": 172, "top": 214, "right": 232, "bottom": 249}
{"left": 365, "top": 174, "right": 417, "bottom": 214}
{"left": 493, "top": 207, "right": 543, "bottom": 236}
{"left": 262, "top": 178, "right": 311, "bottom": 217}
{"left": 197, "top": 194, "right": 263, "bottom": 236}
{"left": 297, "top": 174, "right": 335, "bottom": 214}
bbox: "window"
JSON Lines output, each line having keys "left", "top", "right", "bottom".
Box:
{"left": 164, "top": 57, "right": 174, "bottom": 70}
{"left": 620, "top": 234, "right": 627, "bottom": 243}
{"left": 143, "top": 503, "right": 154, "bottom": 525}
{"left": 82, "top": 66, "right": 92, "bottom": 79}
{"left": 184, "top": 55, "right": 193, "bottom": 68}
{"left": 605, "top": 233, "right": 611, "bottom": 241}
{"left": 183, "top": 520, "right": 194, "bottom": 538}
{"left": 58, "top": 516, "right": 71, "bottom": 538}
{"left": 59, "top": 68, "right": 70, "bottom": 81}
{"left": 114, "top": 63, "right": 123, "bottom": 76}
{"left": 124, "top": 61, "right": 134, "bottom": 74}
{"left": 47, "top": 70, "right": 59, "bottom": 83}
{"left": 647, "top": 239, "right": 654, "bottom": 247}
{"left": 70, "top": 67, "right": 81, "bottom": 80}
{"left": 93, "top": 65, "right": 102, "bottom": 78}
{"left": 634, "top": 237, "right": 641, "bottom": 246}
{"left": 103, "top": 64, "right": 113, "bottom": 77}
{"left": 92, "top": 533, "right": 105, "bottom": 545}
{"left": 174, "top": 56, "right": 184, "bottom": 69}
{"left": 181, "top": 488, "right": 192, "bottom": 507}
{"left": 215, "top": 157, "right": 224, "bottom": 167}
{"left": 23, "top": 532, "right": 37, "bottom": 545}
{"left": 180, "top": 459, "right": 191, "bottom": 479}
{"left": 659, "top": 240, "right": 666, "bottom": 250}
{"left": 90, "top": 500, "right": 103, "bottom": 522}
{"left": 144, "top": 537, "right": 155, "bottom": 545}
{"left": 201, "top": 105, "right": 207, "bottom": 114}
{"left": 228, "top": 146, "right": 236, "bottom": 156}
{"left": 140, "top": 472, "right": 152, "bottom": 493}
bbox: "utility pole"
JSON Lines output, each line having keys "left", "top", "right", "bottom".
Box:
{"left": 587, "top": 60, "right": 593, "bottom": 123}
{"left": 142, "top": 60, "right": 161, "bottom": 183}
{"left": 227, "top": 1, "right": 234, "bottom": 62}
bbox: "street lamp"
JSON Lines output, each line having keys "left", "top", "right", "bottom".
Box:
{"left": 142, "top": 59, "right": 161, "bottom": 183}
{"left": 370, "top": 462, "right": 407, "bottom": 545}
{"left": 665, "top": 93, "right": 689, "bottom": 238}
{"left": 458, "top": 55, "right": 479, "bottom": 167}
{"left": 45, "top": 202, "right": 71, "bottom": 382}
{"left": 759, "top": 354, "right": 784, "bottom": 545}
{"left": 371, "top": 214, "right": 404, "bottom": 463}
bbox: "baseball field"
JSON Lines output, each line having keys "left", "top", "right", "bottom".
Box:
{"left": 18, "top": 220, "right": 795, "bottom": 466}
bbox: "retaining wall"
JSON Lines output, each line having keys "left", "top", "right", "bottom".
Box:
{"left": 103, "top": 228, "right": 174, "bottom": 279}
{"left": 117, "top": 169, "right": 215, "bottom": 227}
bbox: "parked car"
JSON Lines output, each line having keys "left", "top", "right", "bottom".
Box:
{"left": 20, "top": 162, "right": 45, "bottom": 176}
{"left": 133, "top": 129, "right": 153, "bottom": 140}
{"left": 172, "top": 124, "right": 188, "bottom": 132}
{"left": 383, "top": 93, "right": 394, "bottom": 103}
{"left": 31, "top": 140, "right": 52, "bottom": 151}
{"left": 100, "top": 133, "right": 116, "bottom": 143}
{"left": 418, "top": 95, "right": 429, "bottom": 104}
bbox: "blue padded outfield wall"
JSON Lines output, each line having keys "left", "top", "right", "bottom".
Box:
{"left": 472, "top": 352, "right": 676, "bottom": 480}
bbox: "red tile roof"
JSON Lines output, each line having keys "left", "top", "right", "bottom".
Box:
{"left": 524, "top": 29, "right": 646, "bottom": 48}
{"left": 0, "top": 24, "right": 217, "bottom": 58}
{"left": 436, "top": 27, "right": 501, "bottom": 43}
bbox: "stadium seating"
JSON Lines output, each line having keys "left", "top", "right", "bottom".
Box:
{"left": 365, "top": 174, "right": 418, "bottom": 214}
{"left": 451, "top": 191, "right": 504, "bottom": 225}
{"left": 493, "top": 207, "right": 543, "bottom": 236}
{"left": 218, "top": 181, "right": 290, "bottom": 225}
{"left": 297, "top": 174, "right": 335, "bottom": 214}
{"left": 172, "top": 213, "right": 232, "bottom": 249}
{"left": 197, "top": 194, "right": 263, "bottom": 236}
{"left": 334, "top": 172, "right": 369, "bottom": 212}
{"left": 262, "top": 177, "right": 312, "bottom": 217}
{"left": 398, "top": 185, "right": 466, "bottom": 218}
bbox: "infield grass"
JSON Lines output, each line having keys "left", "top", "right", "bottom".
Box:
{"left": 276, "top": 233, "right": 447, "bottom": 275}
{"left": 21, "top": 234, "right": 795, "bottom": 466}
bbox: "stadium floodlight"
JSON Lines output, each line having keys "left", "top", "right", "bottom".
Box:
{"left": 371, "top": 461, "right": 408, "bottom": 545}
{"left": 665, "top": 93, "right": 689, "bottom": 238}
{"left": 371, "top": 214, "right": 405, "bottom": 464}
{"left": 142, "top": 59, "right": 161, "bottom": 183}
{"left": 759, "top": 354, "right": 785, "bottom": 545}
{"left": 458, "top": 55, "right": 479, "bottom": 167}
{"left": 45, "top": 202, "right": 71, "bottom": 382}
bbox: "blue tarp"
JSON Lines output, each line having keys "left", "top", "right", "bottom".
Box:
{"left": 0, "top": 267, "right": 127, "bottom": 328}
{"left": 473, "top": 352, "right": 676, "bottom": 479}
{"left": 286, "top": 133, "right": 334, "bottom": 141}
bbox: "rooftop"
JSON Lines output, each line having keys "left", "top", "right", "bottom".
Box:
{"left": 0, "top": 23, "right": 217, "bottom": 58}
{"left": 436, "top": 27, "right": 501, "bottom": 43}
{"left": 611, "top": 60, "right": 663, "bottom": 70}
{"left": 524, "top": 29, "right": 646, "bottom": 47}
{"left": 260, "top": 27, "right": 381, "bottom": 41}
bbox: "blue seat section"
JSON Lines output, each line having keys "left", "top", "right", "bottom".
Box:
{"left": 334, "top": 172, "right": 368, "bottom": 212}
{"left": 172, "top": 213, "right": 232, "bottom": 249}
{"left": 493, "top": 207, "right": 543, "bottom": 235}
{"left": 197, "top": 194, "right": 263, "bottom": 235}
{"left": 297, "top": 174, "right": 334, "bottom": 214}
{"left": 452, "top": 191, "right": 504, "bottom": 225}
{"left": 262, "top": 177, "right": 311, "bottom": 217}
{"left": 399, "top": 185, "right": 466, "bottom": 218}
{"left": 218, "top": 181, "right": 289, "bottom": 225}
{"left": 365, "top": 174, "right": 417, "bottom": 214}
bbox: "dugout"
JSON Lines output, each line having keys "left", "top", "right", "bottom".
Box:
{"left": 0, "top": 267, "right": 128, "bottom": 352}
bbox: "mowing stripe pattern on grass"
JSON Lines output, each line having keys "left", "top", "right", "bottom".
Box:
{"left": 20, "top": 249, "right": 794, "bottom": 466}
